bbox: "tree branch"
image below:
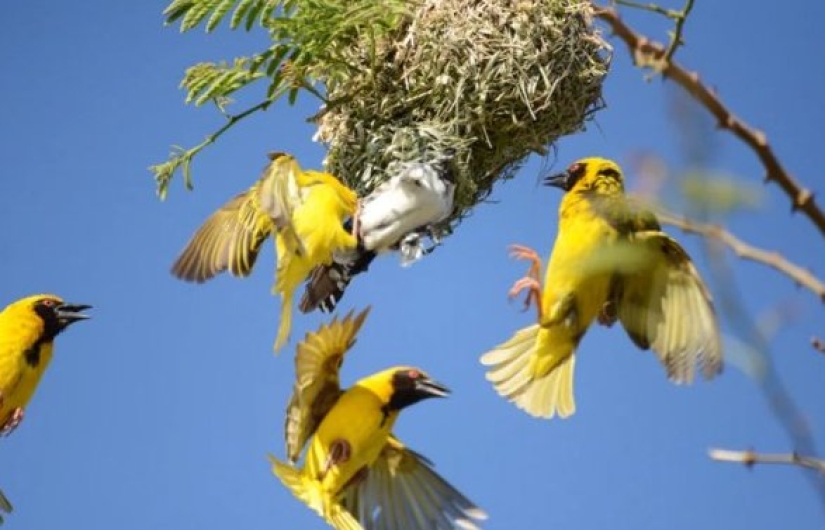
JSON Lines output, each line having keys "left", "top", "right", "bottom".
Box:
{"left": 592, "top": 4, "right": 825, "bottom": 238}
{"left": 813, "top": 336, "right": 825, "bottom": 354}
{"left": 709, "top": 448, "right": 825, "bottom": 474}
{"left": 654, "top": 210, "right": 825, "bottom": 303}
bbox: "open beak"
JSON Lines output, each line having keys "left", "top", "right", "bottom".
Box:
{"left": 415, "top": 377, "right": 451, "bottom": 398}
{"left": 542, "top": 170, "right": 571, "bottom": 191}
{"left": 56, "top": 303, "right": 92, "bottom": 325}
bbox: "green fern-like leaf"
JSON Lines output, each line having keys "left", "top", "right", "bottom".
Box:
{"left": 206, "top": 0, "right": 237, "bottom": 32}
{"left": 181, "top": 0, "right": 222, "bottom": 31}
{"left": 181, "top": 59, "right": 264, "bottom": 107}
{"left": 163, "top": 0, "right": 195, "bottom": 25}
{"left": 229, "top": 0, "right": 257, "bottom": 29}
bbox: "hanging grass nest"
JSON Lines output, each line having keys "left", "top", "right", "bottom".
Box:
{"left": 313, "top": 0, "right": 611, "bottom": 228}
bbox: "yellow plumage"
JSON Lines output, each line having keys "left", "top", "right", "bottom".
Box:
{"left": 481, "top": 157, "right": 722, "bottom": 419}
{"left": 271, "top": 309, "right": 486, "bottom": 530}
{"left": 170, "top": 153, "right": 358, "bottom": 351}
{"left": 0, "top": 295, "right": 91, "bottom": 432}
{"left": 0, "top": 294, "right": 91, "bottom": 521}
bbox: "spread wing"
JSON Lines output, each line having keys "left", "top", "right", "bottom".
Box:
{"left": 170, "top": 152, "right": 306, "bottom": 283}
{"left": 341, "top": 436, "right": 487, "bottom": 530}
{"left": 256, "top": 152, "right": 306, "bottom": 256}
{"left": 284, "top": 307, "right": 371, "bottom": 462}
{"left": 170, "top": 189, "right": 273, "bottom": 283}
{"left": 616, "top": 230, "right": 722, "bottom": 383}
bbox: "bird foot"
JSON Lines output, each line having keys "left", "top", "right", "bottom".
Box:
{"left": 597, "top": 300, "right": 618, "bottom": 327}
{"left": 508, "top": 276, "right": 543, "bottom": 321}
{"left": 0, "top": 408, "right": 24, "bottom": 437}
{"left": 508, "top": 244, "right": 542, "bottom": 282}
{"left": 319, "top": 439, "right": 352, "bottom": 480}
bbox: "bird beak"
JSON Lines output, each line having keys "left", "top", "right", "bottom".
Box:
{"left": 543, "top": 170, "right": 571, "bottom": 191}
{"left": 56, "top": 303, "right": 92, "bottom": 325}
{"left": 415, "top": 377, "right": 451, "bottom": 399}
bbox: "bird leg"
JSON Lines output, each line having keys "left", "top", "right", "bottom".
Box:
{"left": 597, "top": 277, "right": 620, "bottom": 327}
{"left": 508, "top": 277, "right": 543, "bottom": 322}
{"left": 509, "top": 244, "right": 542, "bottom": 283}
{"left": 319, "top": 439, "right": 352, "bottom": 480}
{"left": 0, "top": 407, "right": 24, "bottom": 437}
{"left": 508, "top": 244, "right": 544, "bottom": 321}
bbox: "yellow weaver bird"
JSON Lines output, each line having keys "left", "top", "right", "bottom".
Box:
{"left": 171, "top": 152, "right": 358, "bottom": 351}
{"left": 269, "top": 308, "right": 486, "bottom": 530}
{"left": 480, "top": 157, "right": 722, "bottom": 419}
{"left": 0, "top": 294, "right": 91, "bottom": 521}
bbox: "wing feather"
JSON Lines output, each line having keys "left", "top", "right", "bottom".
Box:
{"left": 341, "top": 437, "right": 487, "bottom": 530}
{"left": 171, "top": 191, "right": 273, "bottom": 282}
{"left": 284, "top": 307, "right": 371, "bottom": 462}
{"left": 616, "top": 231, "right": 722, "bottom": 383}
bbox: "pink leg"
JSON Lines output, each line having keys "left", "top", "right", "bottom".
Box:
{"left": 508, "top": 276, "right": 544, "bottom": 321}
{"left": 508, "top": 244, "right": 542, "bottom": 282}
{"left": 507, "top": 244, "right": 544, "bottom": 320}
{"left": 1, "top": 408, "right": 24, "bottom": 437}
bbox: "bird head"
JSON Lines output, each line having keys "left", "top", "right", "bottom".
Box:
{"left": 358, "top": 366, "right": 450, "bottom": 412}
{"left": 3, "top": 295, "right": 92, "bottom": 342}
{"left": 543, "top": 157, "right": 625, "bottom": 194}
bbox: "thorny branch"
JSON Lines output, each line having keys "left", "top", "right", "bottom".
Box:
{"left": 655, "top": 210, "right": 825, "bottom": 303}
{"left": 709, "top": 448, "right": 825, "bottom": 474}
{"left": 613, "top": 0, "right": 694, "bottom": 62}
{"left": 592, "top": 4, "right": 825, "bottom": 238}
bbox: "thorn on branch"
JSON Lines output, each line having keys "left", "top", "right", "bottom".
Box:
{"left": 812, "top": 336, "right": 825, "bottom": 354}
{"left": 591, "top": 2, "right": 825, "bottom": 238}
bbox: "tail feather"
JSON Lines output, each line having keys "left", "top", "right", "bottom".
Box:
{"left": 274, "top": 290, "right": 294, "bottom": 352}
{"left": 480, "top": 324, "right": 577, "bottom": 419}
{"left": 299, "top": 251, "right": 377, "bottom": 314}
{"left": 268, "top": 455, "right": 363, "bottom": 530}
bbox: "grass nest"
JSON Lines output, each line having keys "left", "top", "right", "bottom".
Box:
{"left": 313, "top": 0, "right": 611, "bottom": 229}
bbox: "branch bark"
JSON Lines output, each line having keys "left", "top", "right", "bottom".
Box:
{"left": 655, "top": 210, "right": 825, "bottom": 303}
{"left": 592, "top": 4, "right": 825, "bottom": 238}
{"left": 709, "top": 448, "right": 825, "bottom": 474}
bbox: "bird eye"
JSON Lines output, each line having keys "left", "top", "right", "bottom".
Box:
{"left": 41, "top": 299, "right": 54, "bottom": 307}
{"left": 407, "top": 369, "right": 421, "bottom": 380}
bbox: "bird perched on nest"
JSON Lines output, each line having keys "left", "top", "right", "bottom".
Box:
{"left": 0, "top": 294, "right": 91, "bottom": 522}
{"left": 170, "top": 152, "right": 358, "bottom": 351}
{"left": 480, "top": 157, "right": 722, "bottom": 419}
{"left": 299, "top": 155, "right": 456, "bottom": 314}
{"left": 269, "top": 308, "right": 486, "bottom": 530}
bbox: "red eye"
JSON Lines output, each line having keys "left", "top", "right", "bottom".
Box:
{"left": 41, "top": 299, "right": 54, "bottom": 307}
{"left": 407, "top": 369, "right": 421, "bottom": 380}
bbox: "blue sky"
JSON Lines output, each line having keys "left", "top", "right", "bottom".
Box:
{"left": 1, "top": 1, "right": 823, "bottom": 529}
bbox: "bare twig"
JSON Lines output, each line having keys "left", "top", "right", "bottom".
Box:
{"left": 812, "top": 336, "right": 825, "bottom": 354}
{"left": 709, "top": 448, "right": 825, "bottom": 474}
{"left": 655, "top": 210, "right": 825, "bottom": 303}
{"left": 592, "top": 4, "right": 825, "bottom": 238}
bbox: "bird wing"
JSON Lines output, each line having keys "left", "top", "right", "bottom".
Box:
{"left": 340, "top": 436, "right": 487, "bottom": 530}
{"left": 256, "top": 152, "right": 308, "bottom": 256}
{"left": 285, "top": 307, "right": 372, "bottom": 462}
{"left": 615, "top": 230, "right": 722, "bottom": 383}
{"left": 170, "top": 187, "right": 275, "bottom": 283}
